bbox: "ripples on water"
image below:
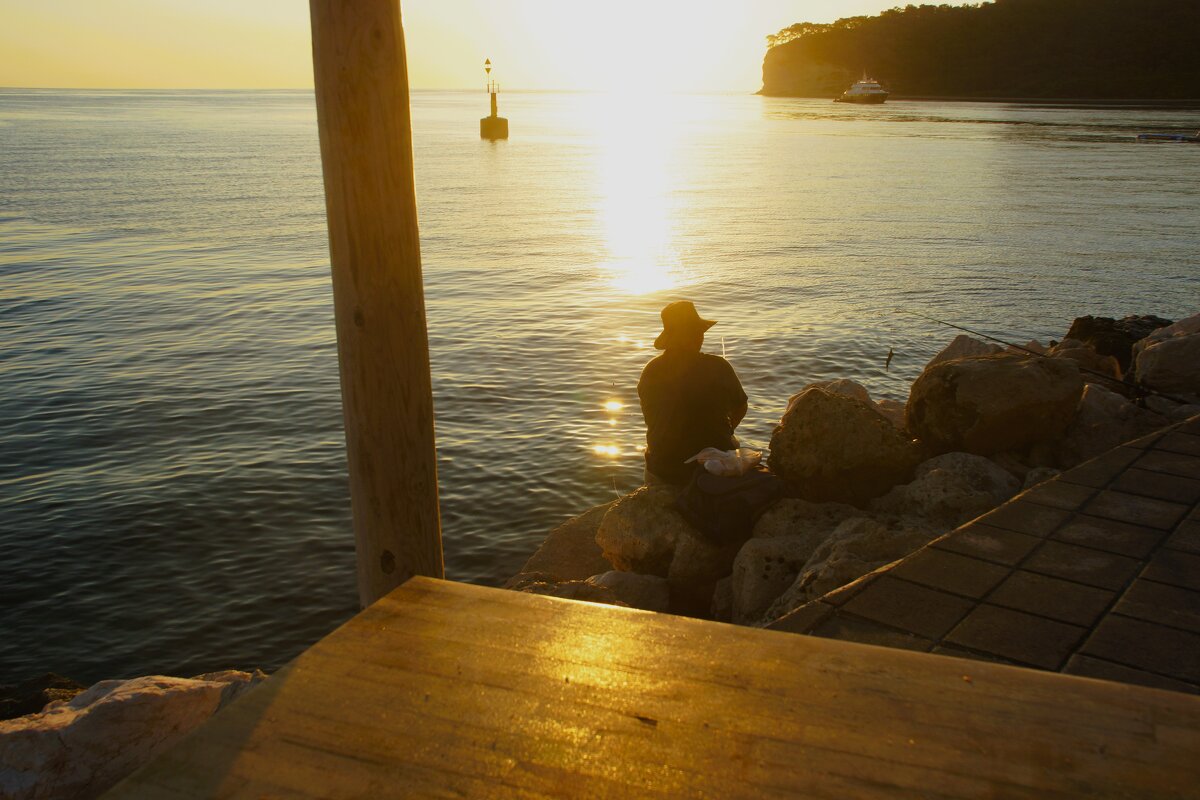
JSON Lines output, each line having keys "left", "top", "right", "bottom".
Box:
{"left": 1, "top": 90, "right": 1197, "bottom": 682}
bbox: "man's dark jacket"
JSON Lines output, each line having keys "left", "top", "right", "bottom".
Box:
{"left": 638, "top": 350, "right": 747, "bottom": 485}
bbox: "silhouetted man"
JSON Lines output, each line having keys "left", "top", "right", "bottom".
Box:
{"left": 638, "top": 301, "right": 747, "bottom": 485}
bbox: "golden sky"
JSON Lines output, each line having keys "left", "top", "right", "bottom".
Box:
{"left": 0, "top": 1, "right": 908, "bottom": 92}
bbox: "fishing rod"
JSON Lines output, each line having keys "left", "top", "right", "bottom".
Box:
{"left": 895, "top": 307, "right": 1195, "bottom": 407}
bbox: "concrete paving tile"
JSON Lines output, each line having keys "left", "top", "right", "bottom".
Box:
{"left": 1064, "top": 654, "right": 1199, "bottom": 695}
{"left": 1126, "top": 430, "right": 1166, "bottom": 449}
{"left": 1020, "top": 479, "right": 1096, "bottom": 511}
{"left": 988, "top": 570, "right": 1114, "bottom": 627}
{"left": 809, "top": 613, "right": 935, "bottom": 652}
{"left": 944, "top": 604, "right": 1087, "bottom": 670}
{"left": 888, "top": 547, "right": 1011, "bottom": 599}
{"left": 932, "top": 524, "right": 1041, "bottom": 566}
{"left": 1023, "top": 540, "right": 1141, "bottom": 591}
{"left": 1114, "top": 579, "right": 1200, "bottom": 634}
{"left": 1053, "top": 514, "right": 1168, "bottom": 559}
{"left": 1082, "top": 490, "right": 1189, "bottom": 530}
{"left": 1135, "top": 449, "right": 1200, "bottom": 481}
{"left": 1178, "top": 417, "right": 1200, "bottom": 436}
{"left": 981, "top": 500, "right": 1071, "bottom": 538}
{"left": 840, "top": 575, "right": 975, "bottom": 641}
{"left": 931, "top": 644, "right": 1018, "bottom": 667}
{"left": 1112, "top": 468, "right": 1200, "bottom": 506}
{"left": 767, "top": 600, "right": 835, "bottom": 634}
{"left": 1167, "top": 520, "right": 1200, "bottom": 555}
{"left": 1157, "top": 431, "right": 1200, "bottom": 458}
{"left": 1141, "top": 549, "right": 1200, "bottom": 592}
{"left": 1058, "top": 447, "right": 1141, "bottom": 488}
{"left": 1080, "top": 614, "right": 1200, "bottom": 684}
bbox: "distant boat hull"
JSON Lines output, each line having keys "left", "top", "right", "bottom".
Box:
{"left": 835, "top": 93, "right": 889, "bottom": 104}
{"left": 1136, "top": 133, "right": 1200, "bottom": 143}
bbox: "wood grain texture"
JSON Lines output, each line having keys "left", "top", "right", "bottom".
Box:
{"left": 309, "top": 0, "right": 443, "bottom": 604}
{"left": 107, "top": 578, "right": 1200, "bottom": 798}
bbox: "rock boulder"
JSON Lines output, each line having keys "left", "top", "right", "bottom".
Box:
{"left": 906, "top": 353, "right": 1084, "bottom": 455}
{"left": 870, "top": 452, "right": 1019, "bottom": 528}
{"left": 1133, "top": 312, "right": 1200, "bottom": 399}
{"left": 751, "top": 498, "right": 862, "bottom": 540}
{"left": 925, "top": 335, "right": 1002, "bottom": 369}
{"left": 0, "top": 671, "right": 264, "bottom": 800}
{"left": 731, "top": 536, "right": 829, "bottom": 625}
{"left": 0, "top": 675, "right": 84, "bottom": 722}
{"left": 1047, "top": 340, "right": 1122, "bottom": 383}
{"left": 1056, "top": 383, "right": 1168, "bottom": 468}
{"left": 763, "top": 518, "right": 939, "bottom": 624}
{"left": 588, "top": 571, "right": 670, "bottom": 612}
{"left": 594, "top": 487, "right": 690, "bottom": 575}
{"left": 667, "top": 532, "right": 742, "bottom": 616}
{"left": 769, "top": 387, "right": 921, "bottom": 505}
{"left": 1065, "top": 314, "right": 1172, "bottom": 373}
{"left": 506, "top": 502, "right": 614, "bottom": 586}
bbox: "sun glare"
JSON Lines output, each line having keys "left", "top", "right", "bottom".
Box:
{"left": 595, "top": 93, "right": 684, "bottom": 296}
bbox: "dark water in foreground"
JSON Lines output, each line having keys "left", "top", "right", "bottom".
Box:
{"left": 1, "top": 90, "right": 1197, "bottom": 683}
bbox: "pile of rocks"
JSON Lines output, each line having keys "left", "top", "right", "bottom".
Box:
{"left": 507, "top": 312, "right": 1200, "bottom": 627}
{"left": 0, "top": 670, "right": 265, "bottom": 800}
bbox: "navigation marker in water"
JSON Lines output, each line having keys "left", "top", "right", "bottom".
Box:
{"left": 480, "top": 59, "right": 510, "bottom": 140}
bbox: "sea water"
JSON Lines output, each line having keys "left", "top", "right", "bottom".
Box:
{"left": 1, "top": 90, "right": 1197, "bottom": 682}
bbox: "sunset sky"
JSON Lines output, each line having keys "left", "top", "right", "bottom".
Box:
{"left": 1, "top": 1, "right": 912, "bottom": 92}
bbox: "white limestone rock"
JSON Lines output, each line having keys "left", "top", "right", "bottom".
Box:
{"left": 587, "top": 571, "right": 670, "bottom": 612}
{"left": 925, "top": 334, "right": 1002, "bottom": 369}
{"left": 874, "top": 398, "right": 907, "bottom": 430}
{"left": 594, "top": 486, "right": 690, "bottom": 576}
{"left": 710, "top": 577, "right": 734, "bottom": 622}
{"left": 731, "top": 536, "right": 829, "bottom": 625}
{"left": 763, "top": 518, "right": 939, "bottom": 624}
{"left": 1134, "top": 313, "right": 1200, "bottom": 398}
{"left": 769, "top": 387, "right": 921, "bottom": 505}
{"left": 1023, "top": 466, "right": 1062, "bottom": 489}
{"left": 1056, "top": 383, "right": 1167, "bottom": 468}
{"left": 0, "top": 671, "right": 264, "bottom": 800}
{"left": 787, "top": 378, "right": 871, "bottom": 411}
{"left": 1047, "top": 340, "right": 1122, "bottom": 382}
{"left": 870, "top": 452, "right": 1020, "bottom": 528}
{"left": 667, "top": 531, "right": 741, "bottom": 616}
{"left": 506, "top": 502, "right": 614, "bottom": 585}
{"left": 750, "top": 498, "right": 862, "bottom": 540}
{"left": 906, "top": 353, "right": 1084, "bottom": 455}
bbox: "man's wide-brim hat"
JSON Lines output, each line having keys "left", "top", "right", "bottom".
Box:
{"left": 654, "top": 300, "right": 716, "bottom": 350}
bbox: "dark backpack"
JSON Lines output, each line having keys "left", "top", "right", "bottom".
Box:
{"left": 674, "top": 465, "right": 785, "bottom": 546}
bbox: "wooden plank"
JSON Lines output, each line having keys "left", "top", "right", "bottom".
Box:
{"left": 309, "top": 0, "right": 443, "bottom": 606}
{"left": 107, "top": 578, "right": 1200, "bottom": 799}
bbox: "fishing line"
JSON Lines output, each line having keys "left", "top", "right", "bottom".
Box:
{"left": 895, "top": 307, "right": 1194, "bottom": 406}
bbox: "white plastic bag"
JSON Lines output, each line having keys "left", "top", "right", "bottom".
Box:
{"left": 685, "top": 447, "right": 762, "bottom": 477}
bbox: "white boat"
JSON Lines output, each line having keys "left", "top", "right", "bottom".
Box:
{"left": 835, "top": 76, "right": 889, "bottom": 104}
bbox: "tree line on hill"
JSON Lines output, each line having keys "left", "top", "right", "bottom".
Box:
{"left": 761, "top": 0, "right": 1200, "bottom": 99}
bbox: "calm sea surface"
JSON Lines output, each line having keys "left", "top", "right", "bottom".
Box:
{"left": 1, "top": 90, "right": 1197, "bottom": 683}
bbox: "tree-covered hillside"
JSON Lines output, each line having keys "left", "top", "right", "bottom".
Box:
{"left": 761, "top": 0, "right": 1200, "bottom": 99}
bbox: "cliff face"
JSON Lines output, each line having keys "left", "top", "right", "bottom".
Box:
{"left": 761, "top": 0, "right": 1200, "bottom": 99}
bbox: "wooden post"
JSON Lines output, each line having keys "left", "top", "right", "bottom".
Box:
{"left": 309, "top": 0, "right": 444, "bottom": 606}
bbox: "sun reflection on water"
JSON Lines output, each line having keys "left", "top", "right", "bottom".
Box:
{"left": 594, "top": 93, "right": 684, "bottom": 295}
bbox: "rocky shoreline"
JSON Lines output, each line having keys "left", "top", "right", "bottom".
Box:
{"left": 505, "top": 312, "right": 1200, "bottom": 628}
{"left": 3, "top": 311, "right": 1197, "bottom": 800}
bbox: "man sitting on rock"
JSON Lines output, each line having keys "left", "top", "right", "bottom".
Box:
{"left": 639, "top": 301, "right": 748, "bottom": 485}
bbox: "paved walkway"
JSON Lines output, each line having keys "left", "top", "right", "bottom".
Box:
{"left": 771, "top": 415, "right": 1200, "bottom": 694}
